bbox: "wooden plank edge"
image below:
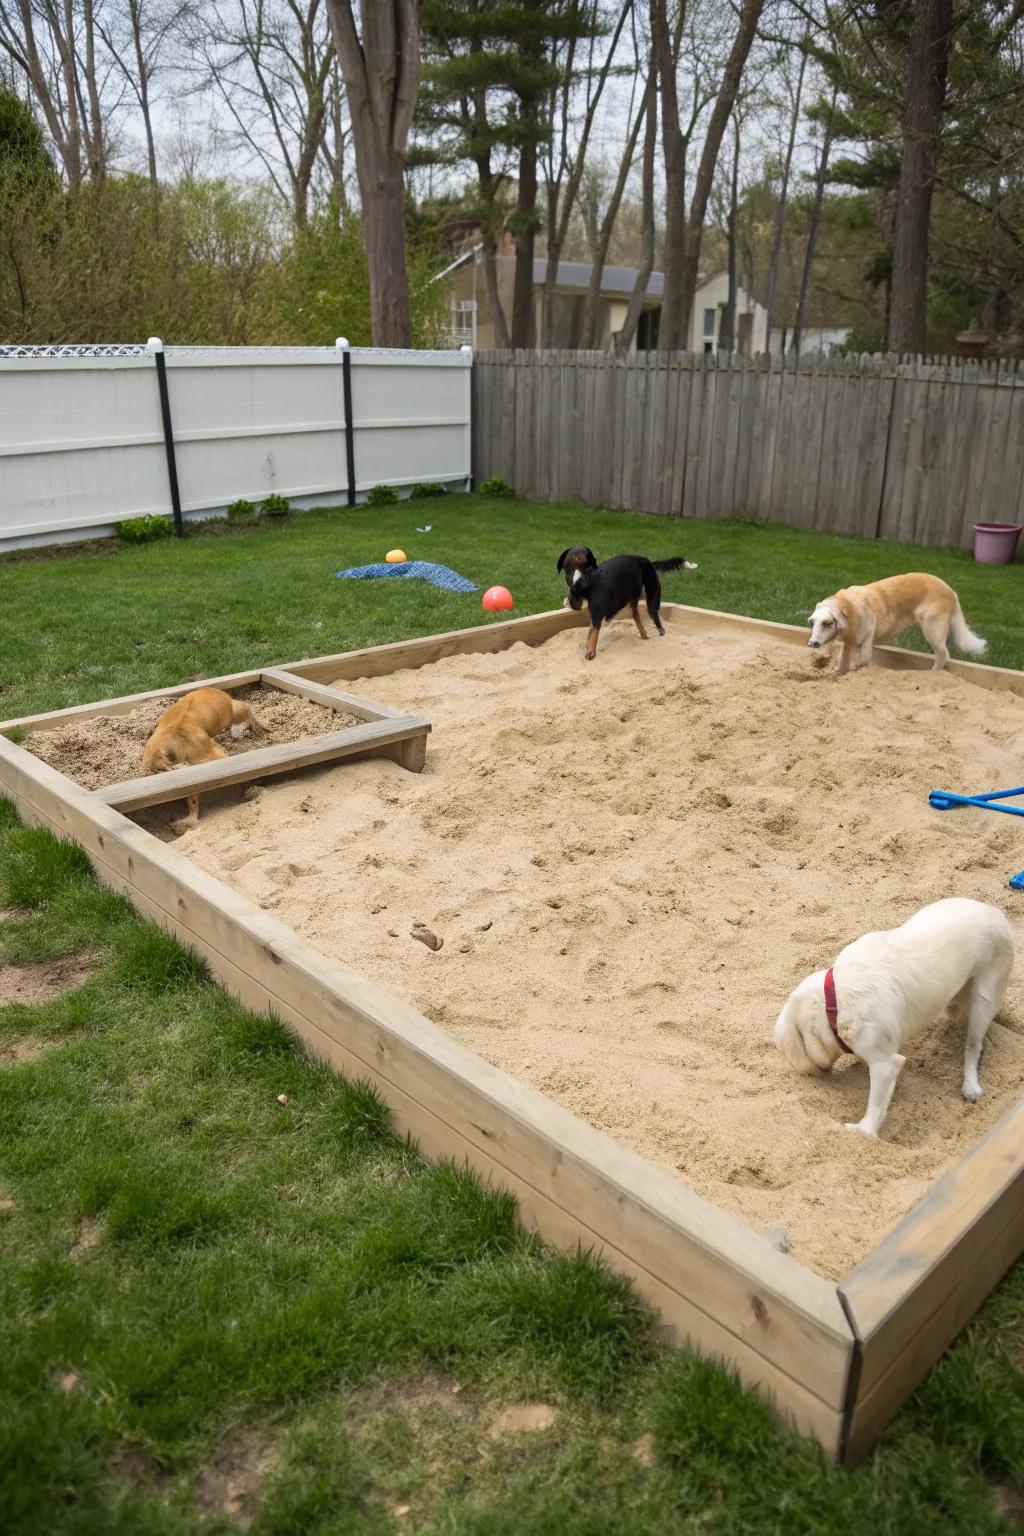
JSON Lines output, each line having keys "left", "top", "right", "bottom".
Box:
{"left": 281, "top": 608, "right": 588, "bottom": 683}
{"left": 1, "top": 670, "right": 266, "bottom": 733}
{"left": 259, "top": 668, "right": 408, "bottom": 721}
{"left": 94, "top": 717, "right": 430, "bottom": 811}
{"left": 0, "top": 733, "right": 852, "bottom": 1413}
{"left": 660, "top": 603, "right": 1024, "bottom": 693}
{"left": 839, "top": 1200, "right": 1024, "bottom": 1465}
{"left": 838, "top": 1098, "right": 1024, "bottom": 1393}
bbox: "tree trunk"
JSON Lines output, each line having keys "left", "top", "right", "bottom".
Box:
{"left": 82, "top": 0, "right": 107, "bottom": 183}
{"left": 481, "top": 227, "right": 511, "bottom": 349}
{"left": 614, "top": 68, "right": 657, "bottom": 355}
{"left": 542, "top": 0, "right": 633, "bottom": 346}
{"left": 669, "top": 0, "right": 765, "bottom": 349}
{"left": 511, "top": 57, "right": 542, "bottom": 348}
{"left": 128, "top": 0, "right": 159, "bottom": 191}
{"left": 652, "top": 0, "right": 687, "bottom": 352}
{"left": 326, "top": 0, "right": 420, "bottom": 347}
{"left": 719, "top": 114, "right": 740, "bottom": 354}
{"left": 362, "top": 171, "right": 416, "bottom": 347}
{"left": 791, "top": 91, "right": 836, "bottom": 356}
{"left": 888, "top": 0, "right": 953, "bottom": 353}
{"left": 541, "top": 180, "right": 562, "bottom": 347}
{"left": 763, "top": 46, "right": 806, "bottom": 349}
{"left": 579, "top": 67, "right": 652, "bottom": 347}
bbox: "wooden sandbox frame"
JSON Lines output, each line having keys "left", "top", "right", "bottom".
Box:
{"left": 1, "top": 603, "right": 1022, "bottom": 1466}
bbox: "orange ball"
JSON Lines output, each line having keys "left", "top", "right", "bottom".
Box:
{"left": 482, "top": 585, "right": 514, "bottom": 612}
{"left": 385, "top": 549, "right": 407, "bottom": 564}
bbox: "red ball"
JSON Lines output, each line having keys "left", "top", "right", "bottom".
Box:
{"left": 482, "top": 585, "right": 514, "bottom": 612}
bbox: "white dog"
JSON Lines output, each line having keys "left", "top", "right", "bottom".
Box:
{"left": 774, "top": 898, "right": 1014, "bottom": 1138}
{"left": 807, "top": 572, "right": 986, "bottom": 674}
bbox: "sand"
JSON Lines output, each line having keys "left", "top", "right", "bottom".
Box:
{"left": 26, "top": 685, "right": 358, "bottom": 790}
{"left": 173, "top": 621, "right": 1024, "bottom": 1277}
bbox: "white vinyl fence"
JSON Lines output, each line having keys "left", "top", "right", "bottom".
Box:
{"left": 0, "top": 342, "right": 473, "bottom": 551}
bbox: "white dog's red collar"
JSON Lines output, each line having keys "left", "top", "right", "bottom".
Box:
{"left": 824, "top": 968, "right": 853, "bottom": 1054}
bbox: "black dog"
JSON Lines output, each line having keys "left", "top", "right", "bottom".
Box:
{"left": 556, "top": 546, "right": 696, "bottom": 660}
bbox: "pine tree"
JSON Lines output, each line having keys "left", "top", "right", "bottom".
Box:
{"left": 419, "top": 0, "right": 604, "bottom": 348}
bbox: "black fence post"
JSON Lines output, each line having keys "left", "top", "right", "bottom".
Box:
{"left": 148, "top": 336, "right": 184, "bottom": 538}
{"left": 336, "top": 336, "right": 357, "bottom": 507}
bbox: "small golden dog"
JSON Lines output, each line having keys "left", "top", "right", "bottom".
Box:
{"left": 142, "top": 687, "right": 261, "bottom": 831}
{"left": 807, "top": 572, "right": 986, "bottom": 674}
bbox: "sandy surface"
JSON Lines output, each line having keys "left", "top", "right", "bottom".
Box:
{"left": 175, "top": 621, "right": 1024, "bottom": 1277}
{"left": 26, "top": 685, "right": 357, "bottom": 790}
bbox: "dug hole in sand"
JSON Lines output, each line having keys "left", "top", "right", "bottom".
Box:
{"left": 175, "top": 622, "right": 1024, "bottom": 1278}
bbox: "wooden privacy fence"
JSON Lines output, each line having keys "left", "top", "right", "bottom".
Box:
{"left": 473, "top": 349, "right": 1024, "bottom": 549}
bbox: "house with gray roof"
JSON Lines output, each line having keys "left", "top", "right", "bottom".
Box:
{"left": 437, "top": 234, "right": 767, "bottom": 355}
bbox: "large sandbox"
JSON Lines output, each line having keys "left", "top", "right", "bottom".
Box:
{"left": 174, "top": 621, "right": 1024, "bottom": 1278}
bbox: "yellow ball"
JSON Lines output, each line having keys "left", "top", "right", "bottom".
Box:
{"left": 385, "top": 549, "right": 407, "bottom": 564}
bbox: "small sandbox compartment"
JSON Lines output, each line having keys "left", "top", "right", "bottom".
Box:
{"left": 1, "top": 605, "right": 1021, "bottom": 1467}
{"left": 8, "top": 667, "right": 431, "bottom": 817}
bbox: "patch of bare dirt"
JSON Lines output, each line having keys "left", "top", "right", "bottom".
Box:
{"left": 194, "top": 1428, "right": 278, "bottom": 1530}
{"left": 25, "top": 684, "right": 359, "bottom": 791}
{"left": 993, "top": 1481, "right": 1024, "bottom": 1531}
{"left": 0, "top": 1035, "right": 54, "bottom": 1066}
{"left": 107, "top": 1446, "right": 171, "bottom": 1497}
{"left": 632, "top": 1433, "right": 656, "bottom": 1467}
{"left": 70, "top": 1215, "right": 102, "bottom": 1259}
{"left": 368, "top": 1373, "right": 474, "bottom": 1423}
{"left": 487, "top": 1403, "right": 556, "bottom": 1437}
{"left": 0, "top": 952, "right": 96, "bottom": 1008}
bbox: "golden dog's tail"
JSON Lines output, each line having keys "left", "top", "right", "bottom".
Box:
{"left": 950, "top": 599, "right": 987, "bottom": 656}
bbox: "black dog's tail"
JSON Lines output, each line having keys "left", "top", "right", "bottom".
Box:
{"left": 650, "top": 556, "right": 685, "bottom": 572}
{"left": 638, "top": 557, "right": 664, "bottom": 621}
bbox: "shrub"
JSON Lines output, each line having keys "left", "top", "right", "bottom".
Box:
{"left": 227, "top": 497, "right": 256, "bottom": 522}
{"left": 409, "top": 481, "right": 447, "bottom": 499}
{"left": 366, "top": 484, "right": 398, "bottom": 506}
{"left": 117, "top": 514, "right": 175, "bottom": 544}
{"left": 261, "top": 492, "right": 290, "bottom": 518}
{"left": 478, "top": 476, "right": 516, "bottom": 499}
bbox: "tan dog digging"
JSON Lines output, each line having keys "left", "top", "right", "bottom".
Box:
{"left": 141, "top": 687, "right": 262, "bottom": 831}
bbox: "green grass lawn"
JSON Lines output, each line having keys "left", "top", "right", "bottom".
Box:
{"left": 2, "top": 494, "right": 1021, "bottom": 722}
{"left": 2, "top": 498, "right": 1023, "bottom": 1533}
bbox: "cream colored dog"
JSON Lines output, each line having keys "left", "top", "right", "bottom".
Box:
{"left": 807, "top": 573, "right": 986, "bottom": 673}
{"left": 142, "top": 687, "right": 261, "bottom": 831}
{"left": 774, "top": 898, "right": 1014, "bottom": 1138}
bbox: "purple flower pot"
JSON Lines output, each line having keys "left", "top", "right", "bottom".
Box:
{"left": 973, "top": 522, "right": 1023, "bottom": 565}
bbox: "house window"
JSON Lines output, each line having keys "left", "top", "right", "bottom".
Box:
{"left": 448, "top": 300, "right": 477, "bottom": 349}
{"left": 703, "top": 307, "right": 716, "bottom": 354}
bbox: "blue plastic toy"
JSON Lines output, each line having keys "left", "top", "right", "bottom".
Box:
{"left": 929, "top": 785, "right": 1024, "bottom": 816}
{"left": 929, "top": 784, "right": 1024, "bottom": 891}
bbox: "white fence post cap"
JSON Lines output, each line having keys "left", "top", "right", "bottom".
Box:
{"left": 335, "top": 337, "right": 350, "bottom": 350}
{"left": 146, "top": 336, "right": 164, "bottom": 354}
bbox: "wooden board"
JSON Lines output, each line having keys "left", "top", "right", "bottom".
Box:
{"left": 96, "top": 715, "right": 430, "bottom": 811}
{"left": 2, "top": 670, "right": 266, "bottom": 734}
{"left": 258, "top": 668, "right": 407, "bottom": 721}
{"left": 283, "top": 608, "right": 588, "bottom": 685}
{"left": 839, "top": 1100, "right": 1024, "bottom": 1465}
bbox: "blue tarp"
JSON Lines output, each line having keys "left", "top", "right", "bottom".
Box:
{"left": 335, "top": 561, "right": 478, "bottom": 593}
